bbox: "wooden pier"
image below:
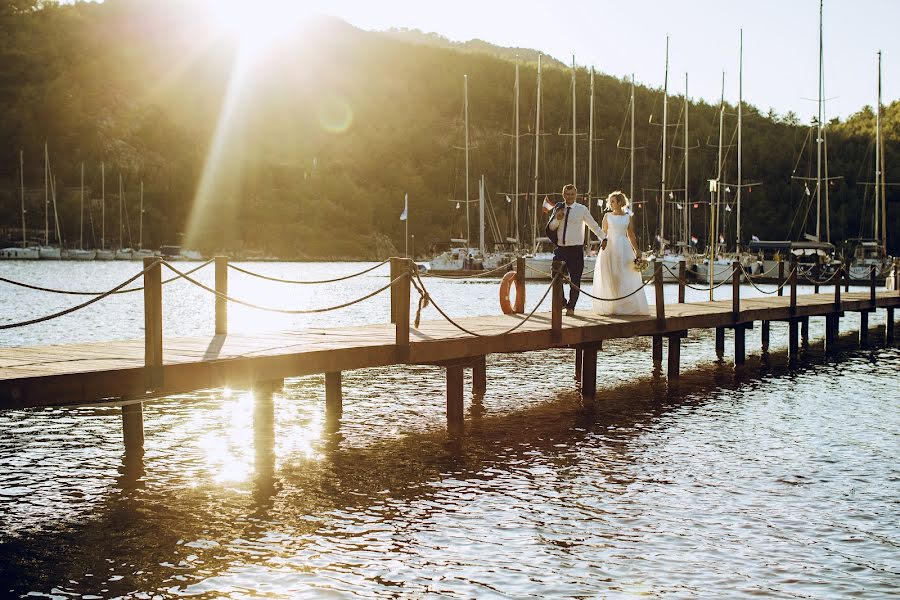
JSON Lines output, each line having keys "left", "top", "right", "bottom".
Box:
{"left": 0, "top": 257, "right": 897, "bottom": 448}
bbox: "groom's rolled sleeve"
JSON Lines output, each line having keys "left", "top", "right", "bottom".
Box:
{"left": 584, "top": 211, "right": 606, "bottom": 240}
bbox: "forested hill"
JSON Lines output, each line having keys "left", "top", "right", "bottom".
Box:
{"left": 0, "top": 0, "right": 896, "bottom": 258}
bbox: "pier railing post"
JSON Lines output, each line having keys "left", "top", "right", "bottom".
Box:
{"left": 653, "top": 259, "right": 665, "bottom": 328}
{"left": 143, "top": 257, "right": 163, "bottom": 391}
{"left": 834, "top": 265, "right": 842, "bottom": 310}
{"left": 777, "top": 259, "right": 785, "bottom": 297}
{"left": 812, "top": 261, "right": 821, "bottom": 294}
{"left": 515, "top": 256, "right": 526, "bottom": 314}
{"left": 391, "top": 258, "right": 410, "bottom": 356}
{"left": 844, "top": 262, "right": 850, "bottom": 293}
{"left": 869, "top": 266, "right": 877, "bottom": 309}
{"left": 789, "top": 256, "right": 798, "bottom": 315}
{"left": 677, "top": 259, "right": 686, "bottom": 304}
{"left": 732, "top": 260, "right": 740, "bottom": 321}
{"left": 215, "top": 256, "right": 228, "bottom": 335}
{"left": 551, "top": 260, "right": 564, "bottom": 342}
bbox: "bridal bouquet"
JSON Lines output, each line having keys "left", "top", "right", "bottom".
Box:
{"left": 632, "top": 257, "right": 649, "bottom": 272}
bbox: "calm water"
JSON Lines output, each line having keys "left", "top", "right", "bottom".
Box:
{"left": 0, "top": 261, "right": 898, "bottom": 598}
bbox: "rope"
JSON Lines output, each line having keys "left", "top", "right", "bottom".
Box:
{"left": 0, "top": 263, "right": 159, "bottom": 330}
{"left": 227, "top": 259, "right": 390, "bottom": 284}
{"left": 562, "top": 274, "right": 654, "bottom": 302}
{"left": 738, "top": 265, "right": 797, "bottom": 295}
{"left": 682, "top": 268, "right": 739, "bottom": 291}
{"left": 161, "top": 261, "right": 402, "bottom": 314}
{"left": 420, "top": 259, "right": 516, "bottom": 279}
{"left": 411, "top": 269, "right": 557, "bottom": 337}
{"left": 747, "top": 262, "right": 784, "bottom": 278}
{"left": 0, "top": 259, "right": 214, "bottom": 295}
{"left": 525, "top": 264, "right": 553, "bottom": 276}
{"left": 801, "top": 268, "right": 843, "bottom": 285}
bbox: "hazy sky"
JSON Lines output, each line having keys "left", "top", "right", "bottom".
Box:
{"left": 310, "top": 0, "right": 898, "bottom": 122}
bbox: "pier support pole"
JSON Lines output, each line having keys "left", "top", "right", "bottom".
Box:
{"left": 122, "top": 402, "right": 144, "bottom": 454}
{"left": 715, "top": 328, "right": 725, "bottom": 360}
{"left": 325, "top": 372, "right": 342, "bottom": 417}
{"left": 887, "top": 308, "right": 895, "bottom": 343}
{"left": 143, "top": 257, "right": 163, "bottom": 391}
{"left": 581, "top": 345, "right": 598, "bottom": 402}
{"left": 652, "top": 335, "right": 663, "bottom": 364}
{"left": 788, "top": 319, "right": 799, "bottom": 361}
{"left": 574, "top": 348, "right": 583, "bottom": 383}
{"left": 254, "top": 385, "right": 276, "bottom": 491}
{"left": 761, "top": 321, "right": 770, "bottom": 353}
{"left": 551, "top": 261, "right": 564, "bottom": 343}
{"left": 516, "top": 256, "right": 526, "bottom": 314}
{"left": 446, "top": 364, "right": 464, "bottom": 433}
{"left": 472, "top": 356, "right": 487, "bottom": 396}
{"left": 800, "top": 316, "right": 810, "bottom": 346}
{"left": 860, "top": 311, "right": 869, "bottom": 346}
{"left": 825, "top": 315, "right": 837, "bottom": 353}
{"left": 215, "top": 256, "right": 228, "bottom": 335}
{"left": 734, "top": 325, "right": 746, "bottom": 365}
{"left": 391, "top": 258, "right": 411, "bottom": 360}
{"left": 667, "top": 334, "right": 681, "bottom": 379}
{"left": 678, "top": 260, "right": 686, "bottom": 304}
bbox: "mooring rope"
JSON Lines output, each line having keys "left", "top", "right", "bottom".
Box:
{"left": 227, "top": 259, "right": 390, "bottom": 284}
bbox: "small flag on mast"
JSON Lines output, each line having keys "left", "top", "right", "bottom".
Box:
{"left": 676, "top": 203, "right": 683, "bottom": 210}
{"left": 690, "top": 235, "right": 698, "bottom": 244}
{"left": 725, "top": 204, "right": 732, "bottom": 212}
{"left": 400, "top": 194, "right": 408, "bottom": 221}
{"left": 542, "top": 196, "right": 555, "bottom": 212}
{"left": 506, "top": 195, "right": 512, "bottom": 203}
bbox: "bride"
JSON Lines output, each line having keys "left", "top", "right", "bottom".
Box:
{"left": 592, "top": 191, "right": 650, "bottom": 316}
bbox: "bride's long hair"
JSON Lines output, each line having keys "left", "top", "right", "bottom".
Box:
{"left": 605, "top": 191, "right": 631, "bottom": 213}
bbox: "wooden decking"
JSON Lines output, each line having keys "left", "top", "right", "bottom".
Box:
{"left": 1, "top": 290, "right": 897, "bottom": 411}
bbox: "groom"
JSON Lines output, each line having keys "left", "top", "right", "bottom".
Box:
{"left": 547, "top": 184, "right": 606, "bottom": 316}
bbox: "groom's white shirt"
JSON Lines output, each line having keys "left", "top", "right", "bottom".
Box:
{"left": 548, "top": 202, "right": 606, "bottom": 246}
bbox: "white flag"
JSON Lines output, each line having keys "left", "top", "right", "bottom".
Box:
{"left": 506, "top": 195, "right": 512, "bottom": 203}
{"left": 668, "top": 191, "right": 674, "bottom": 199}
{"left": 726, "top": 186, "right": 732, "bottom": 193}
{"left": 725, "top": 204, "right": 732, "bottom": 212}
{"left": 400, "top": 193, "right": 408, "bottom": 221}
{"left": 455, "top": 202, "right": 460, "bottom": 209}
{"left": 676, "top": 203, "right": 683, "bottom": 210}
{"left": 804, "top": 184, "right": 811, "bottom": 196}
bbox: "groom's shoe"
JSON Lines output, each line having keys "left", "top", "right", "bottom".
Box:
{"left": 565, "top": 308, "right": 575, "bottom": 317}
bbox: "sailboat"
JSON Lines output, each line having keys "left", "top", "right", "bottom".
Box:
{"left": 37, "top": 142, "right": 63, "bottom": 259}
{"left": 131, "top": 181, "right": 156, "bottom": 260}
{"left": 115, "top": 173, "right": 133, "bottom": 259}
{"left": 95, "top": 162, "right": 115, "bottom": 260}
{"left": 68, "top": 162, "right": 96, "bottom": 260}
{"left": 0, "top": 150, "right": 40, "bottom": 260}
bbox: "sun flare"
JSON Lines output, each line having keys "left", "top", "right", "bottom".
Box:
{"left": 206, "top": 0, "right": 311, "bottom": 52}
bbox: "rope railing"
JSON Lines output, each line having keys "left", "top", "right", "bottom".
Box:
{"left": 744, "top": 262, "right": 783, "bottom": 279}
{"left": 682, "top": 268, "right": 739, "bottom": 291}
{"left": 738, "top": 265, "right": 798, "bottom": 295}
{"left": 561, "top": 274, "right": 655, "bottom": 302}
{"left": 410, "top": 269, "right": 557, "bottom": 337}
{"left": 800, "top": 268, "right": 843, "bottom": 285}
{"left": 0, "top": 262, "right": 161, "bottom": 330}
{"left": 0, "top": 259, "right": 214, "bottom": 296}
{"left": 227, "top": 259, "right": 390, "bottom": 284}
{"left": 420, "top": 259, "right": 517, "bottom": 279}
{"left": 162, "top": 261, "right": 402, "bottom": 315}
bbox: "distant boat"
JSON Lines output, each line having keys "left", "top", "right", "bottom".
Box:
{"left": 0, "top": 246, "right": 40, "bottom": 260}
{"left": 68, "top": 249, "right": 96, "bottom": 261}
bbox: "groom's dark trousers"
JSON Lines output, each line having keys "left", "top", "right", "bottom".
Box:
{"left": 552, "top": 245, "right": 584, "bottom": 310}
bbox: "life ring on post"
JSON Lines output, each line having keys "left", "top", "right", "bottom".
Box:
{"left": 499, "top": 271, "right": 525, "bottom": 314}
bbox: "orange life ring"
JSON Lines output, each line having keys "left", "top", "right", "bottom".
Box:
{"left": 499, "top": 271, "right": 525, "bottom": 314}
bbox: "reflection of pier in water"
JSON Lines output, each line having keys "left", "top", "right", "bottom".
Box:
{"left": 0, "top": 257, "right": 897, "bottom": 456}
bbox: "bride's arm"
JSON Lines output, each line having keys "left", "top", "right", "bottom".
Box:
{"left": 626, "top": 217, "right": 640, "bottom": 258}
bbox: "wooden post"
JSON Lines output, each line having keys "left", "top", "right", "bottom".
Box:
{"left": 254, "top": 386, "right": 276, "bottom": 486}
{"left": 122, "top": 403, "right": 144, "bottom": 454}
{"left": 715, "top": 327, "right": 725, "bottom": 359}
{"left": 515, "top": 256, "right": 526, "bottom": 314}
{"left": 667, "top": 334, "right": 681, "bottom": 379}
{"left": 834, "top": 265, "right": 842, "bottom": 311}
{"left": 734, "top": 325, "right": 746, "bottom": 365}
{"left": 777, "top": 260, "right": 785, "bottom": 297}
{"left": 789, "top": 256, "right": 798, "bottom": 315}
{"left": 143, "top": 257, "right": 163, "bottom": 391}
{"left": 325, "top": 371, "right": 342, "bottom": 417}
{"left": 653, "top": 259, "right": 665, "bottom": 327}
{"left": 652, "top": 335, "right": 663, "bottom": 364}
{"left": 860, "top": 311, "right": 869, "bottom": 346}
{"left": 446, "top": 364, "right": 464, "bottom": 432}
{"left": 472, "top": 355, "right": 487, "bottom": 395}
{"left": 732, "top": 260, "right": 741, "bottom": 321}
{"left": 582, "top": 345, "right": 598, "bottom": 401}
{"left": 800, "top": 316, "right": 810, "bottom": 345}
{"left": 761, "top": 320, "right": 770, "bottom": 353}
{"left": 551, "top": 260, "right": 564, "bottom": 342}
{"left": 887, "top": 307, "right": 894, "bottom": 342}
{"left": 812, "top": 261, "right": 821, "bottom": 294}
{"left": 215, "top": 256, "right": 228, "bottom": 335}
{"left": 391, "top": 258, "right": 410, "bottom": 355}
{"left": 844, "top": 262, "right": 850, "bottom": 293}
{"left": 574, "top": 347, "right": 583, "bottom": 383}
{"left": 870, "top": 266, "right": 877, "bottom": 309}
{"left": 678, "top": 259, "right": 686, "bottom": 304}
{"left": 788, "top": 319, "right": 799, "bottom": 360}
{"left": 825, "top": 315, "right": 837, "bottom": 353}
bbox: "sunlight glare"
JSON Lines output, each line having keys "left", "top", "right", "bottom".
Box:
{"left": 208, "top": 0, "right": 311, "bottom": 52}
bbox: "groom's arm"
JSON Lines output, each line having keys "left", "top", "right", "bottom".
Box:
{"left": 583, "top": 207, "right": 606, "bottom": 240}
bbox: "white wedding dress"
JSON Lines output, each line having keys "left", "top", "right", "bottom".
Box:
{"left": 592, "top": 213, "right": 650, "bottom": 316}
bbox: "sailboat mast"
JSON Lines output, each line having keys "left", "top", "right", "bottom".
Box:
{"left": 533, "top": 55, "right": 542, "bottom": 249}
{"left": 19, "top": 150, "right": 25, "bottom": 249}
{"left": 588, "top": 66, "right": 594, "bottom": 206}
{"left": 101, "top": 161, "right": 105, "bottom": 250}
{"left": 479, "top": 175, "right": 485, "bottom": 255}
{"left": 660, "top": 36, "right": 669, "bottom": 254}
{"left": 684, "top": 73, "right": 689, "bottom": 247}
{"left": 815, "top": 0, "right": 823, "bottom": 241}
{"left": 879, "top": 51, "right": 887, "bottom": 250}
{"left": 44, "top": 142, "right": 49, "bottom": 247}
{"left": 515, "top": 57, "right": 520, "bottom": 245}
{"left": 716, "top": 73, "right": 725, "bottom": 252}
{"left": 119, "top": 172, "right": 123, "bottom": 250}
{"left": 630, "top": 74, "right": 635, "bottom": 204}
{"left": 737, "top": 29, "right": 743, "bottom": 249}
{"left": 571, "top": 55, "right": 576, "bottom": 187}
{"left": 80, "top": 163, "right": 84, "bottom": 250}
{"left": 139, "top": 181, "right": 144, "bottom": 250}
{"left": 464, "top": 74, "right": 471, "bottom": 248}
